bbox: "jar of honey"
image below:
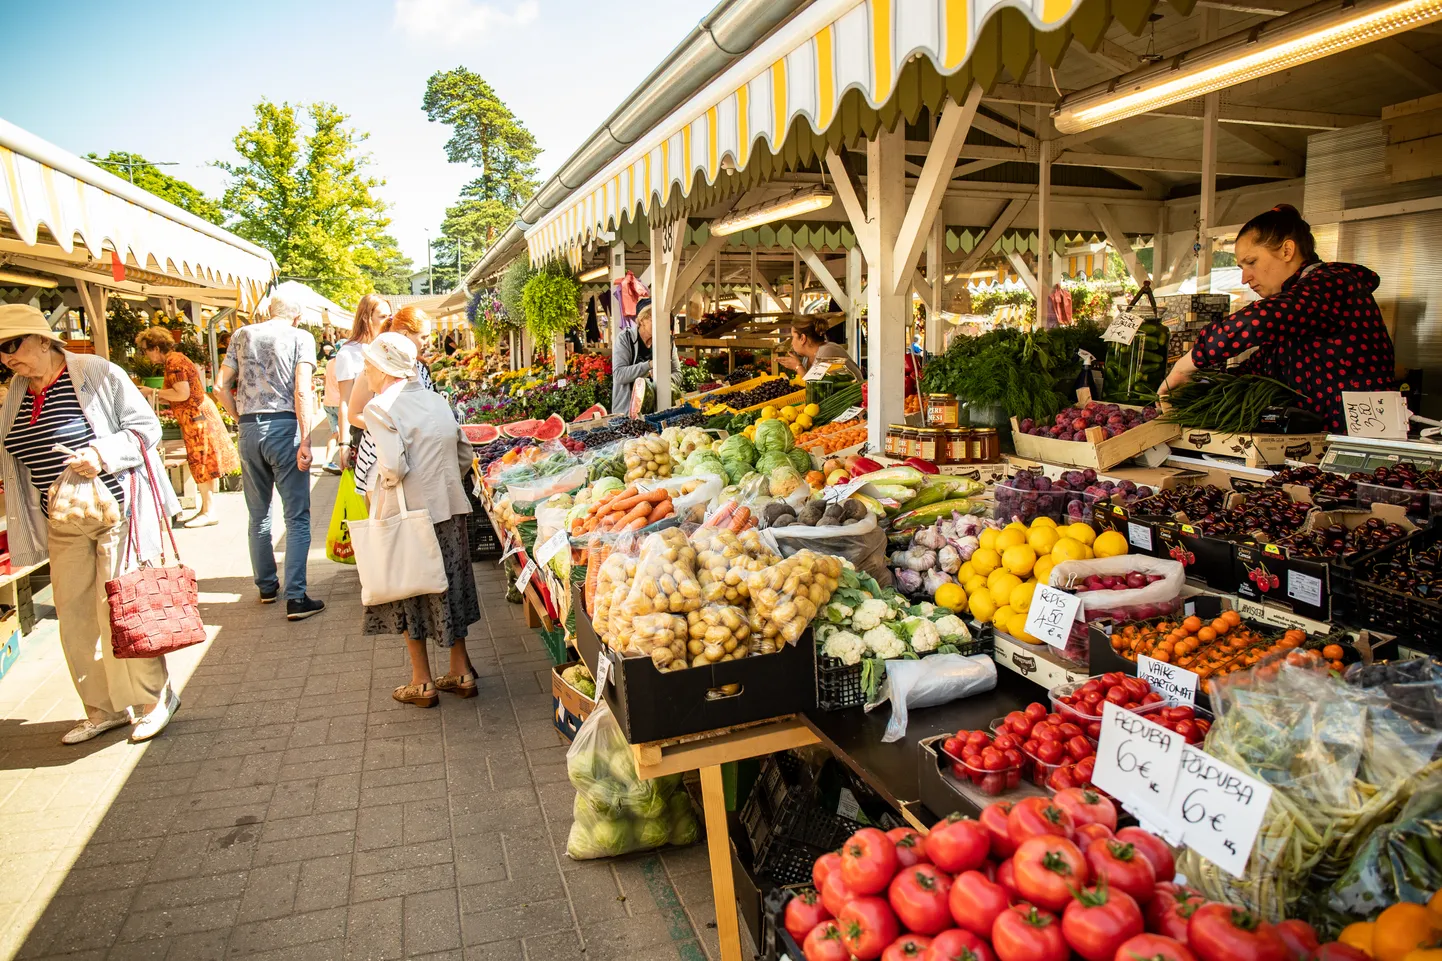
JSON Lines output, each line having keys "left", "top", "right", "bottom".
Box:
{"left": 926, "top": 393, "right": 959, "bottom": 428}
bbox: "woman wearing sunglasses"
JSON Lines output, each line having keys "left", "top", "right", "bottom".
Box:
{"left": 0, "top": 304, "right": 182, "bottom": 745}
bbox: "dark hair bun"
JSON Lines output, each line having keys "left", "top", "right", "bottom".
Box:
{"left": 1240, "top": 204, "right": 1316, "bottom": 261}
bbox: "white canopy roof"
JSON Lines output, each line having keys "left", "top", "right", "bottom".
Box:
{"left": 267, "top": 281, "right": 352, "bottom": 331}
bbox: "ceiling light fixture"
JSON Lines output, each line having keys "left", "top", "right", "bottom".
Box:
{"left": 711, "top": 186, "right": 834, "bottom": 237}
{"left": 1053, "top": 0, "right": 1442, "bottom": 133}
{"left": 577, "top": 265, "right": 609, "bottom": 282}
{"left": 115, "top": 291, "right": 152, "bottom": 302}
{"left": 0, "top": 269, "right": 59, "bottom": 288}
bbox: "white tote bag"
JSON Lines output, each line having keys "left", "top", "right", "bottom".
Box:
{"left": 349, "top": 481, "right": 449, "bottom": 606}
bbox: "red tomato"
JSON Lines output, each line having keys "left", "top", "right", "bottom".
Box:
{"left": 926, "top": 814, "right": 992, "bottom": 874}
{"left": 1054, "top": 788, "right": 1119, "bottom": 832}
{"left": 949, "top": 869, "right": 1010, "bottom": 937}
{"left": 839, "top": 896, "right": 902, "bottom": 961}
{"left": 889, "top": 827, "right": 931, "bottom": 868}
{"left": 1011, "top": 835, "right": 1088, "bottom": 913}
{"left": 1272, "top": 920, "right": 1320, "bottom": 961}
{"left": 1036, "top": 740, "right": 1064, "bottom": 764}
{"left": 1034, "top": 723, "right": 1064, "bottom": 743}
{"left": 1007, "top": 797, "right": 1076, "bottom": 846}
{"left": 1114, "top": 933, "right": 1199, "bottom": 961}
{"left": 928, "top": 927, "right": 997, "bottom": 961}
{"left": 1006, "top": 712, "right": 1035, "bottom": 737}
{"left": 805, "top": 921, "right": 852, "bottom": 961}
{"left": 1058, "top": 721, "right": 1085, "bottom": 740}
{"left": 843, "top": 828, "right": 900, "bottom": 896}
{"left": 944, "top": 736, "right": 964, "bottom": 757}
{"left": 995, "top": 859, "right": 1021, "bottom": 901}
{"left": 784, "top": 888, "right": 831, "bottom": 944}
{"left": 884, "top": 934, "right": 935, "bottom": 961}
{"left": 994, "top": 733, "right": 1020, "bottom": 751}
{"left": 1086, "top": 839, "right": 1158, "bottom": 905}
{"left": 1075, "top": 823, "right": 1115, "bottom": 846}
{"left": 1145, "top": 884, "right": 1206, "bottom": 940}
{"left": 993, "top": 905, "right": 1069, "bottom": 961}
{"left": 1115, "top": 827, "right": 1175, "bottom": 884}
{"left": 1025, "top": 702, "right": 1048, "bottom": 721}
{"left": 1314, "top": 944, "right": 1373, "bottom": 961}
{"left": 1068, "top": 736, "right": 1097, "bottom": 762}
{"left": 1186, "top": 903, "right": 1288, "bottom": 961}
{"left": 821, "top": 868, "right": 858, "bottom": 918}
{"left": 888, "top": 864, "right": 955, "bottom": 936}
{"left": 1075, "top": 756, "right": 1097, "bottom": 782}
{"left": 814, "top": 852, "right": 843, "bottom": 891}
{"left": 1063, "top": 882, "right": 1145, "bottom": 961}
{"left": 980, "top": 802, "right": 1017, "bottom": 858}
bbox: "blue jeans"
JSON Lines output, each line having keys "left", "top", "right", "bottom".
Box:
{"left": 239, "top": 416, "right": 311, "bottom": 600}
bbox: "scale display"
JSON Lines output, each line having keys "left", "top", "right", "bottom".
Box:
{"left": 1320, "top": 436, "right": 1442, "bottom": 474}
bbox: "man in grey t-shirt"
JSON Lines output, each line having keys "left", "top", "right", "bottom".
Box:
{"left": 215, "top": 297, "right": 326, "bottom": 620}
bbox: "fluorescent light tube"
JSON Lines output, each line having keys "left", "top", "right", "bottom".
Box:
{"left": 711, "top": 187, "right": 834, "bottom": 237}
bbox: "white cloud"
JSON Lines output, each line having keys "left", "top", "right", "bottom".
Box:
{"left": 393, "top": 0, "right": 539, "bottom": 44}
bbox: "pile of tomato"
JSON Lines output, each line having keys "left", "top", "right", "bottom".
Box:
{"left": 1150, "top": 705, "right": 1212, "bottom": 745}
{"left": 786, "top": 790, "right": 1367, "bottom": 961}
{"left": 1055, "top": 673, "right": 1167, "bottom": 740}
{"left": 940, "top": 729, "right": 1025, "bottom": 795}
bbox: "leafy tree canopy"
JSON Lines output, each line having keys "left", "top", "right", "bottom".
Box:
{"left": 214, "top": 100, "right": 411, "bottom": 307}
{"left": 422, "top": 67, "right": 540, "bottom": 209}
{"left": 87, "top": 151, "right": 224, "bottom": 225}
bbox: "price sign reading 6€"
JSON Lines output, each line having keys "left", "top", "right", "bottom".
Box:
{"left": 1167, "top": 744, "right": 1274, "bottom": 879}
{"left": 1023, "top": 585, "right": 1083, "bottom": 649}
{"left": 1091, "top": 701, "right": 1186, "bottom": 833}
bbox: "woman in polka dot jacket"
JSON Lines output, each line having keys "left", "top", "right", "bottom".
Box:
{"left": 1158, "top": 204, "right": 1395, "bottom": 432}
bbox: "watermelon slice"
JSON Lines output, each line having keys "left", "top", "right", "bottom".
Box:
{"left": 501, "top": 418, "right": 542, "bottom": 438}
{"left": 531, "top": 414, "right": 567, "bottom": 442}
{"left": 462, "top": 424, "right": 501, "bottom": 444}
{"left": 573, "top": 404, "right": 608, "bottom": 422}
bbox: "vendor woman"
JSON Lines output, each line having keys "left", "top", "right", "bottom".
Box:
{"left": 778, "top": 316, "right": 863, "bottom": 382}
{"left": 1158, "top": 204, "right": 1394, "bottom": 431}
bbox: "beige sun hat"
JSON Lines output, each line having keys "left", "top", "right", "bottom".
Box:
{"left": 362, "top": 332, "right": 418, "bottom": 379}
{"left": 0, "top": 304, "right": 65, "bottom": 344}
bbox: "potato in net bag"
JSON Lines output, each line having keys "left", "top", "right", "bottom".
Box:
{"left": 691, "top": 525, "right": 780, "bottom": 607}
{"left": 47, "top": 461, "right": 122, "bottom": 528}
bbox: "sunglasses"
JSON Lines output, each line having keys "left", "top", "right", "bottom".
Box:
{"left": 0, "top": 336, "right": 28, "bottom": 355}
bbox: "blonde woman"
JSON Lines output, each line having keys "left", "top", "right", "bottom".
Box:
{"left": 349, "top": 305, "right": 436, "bottom": 499}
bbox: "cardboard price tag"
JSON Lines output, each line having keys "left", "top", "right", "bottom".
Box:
{"left": 835, "top": 406, "right": 864, "bottom": 423}
{"left": 594, "top": 650, "right": 612, "bottom": 690}
{"left": 1024, "top": 585, "right": 1082, "bottom": 649}
{"left": 1102, "top": 312, "right": 1145, "bottom": 345}
{"left": 1137, "top": 655, "right": 1198, "bottom": 706}
{"left": 1127, "top": 522, "right": 1154, "bottom": 553}
{"left": 499, "top": 541, "right": 524, "bottom": 563}
{"left": 515, "top": 559, "right": 537, "bottom": 593}
{"left": 804, "top": 362, "right": 831, "bottom": 383}
{"left": 1168, "top": 745, "right": 1274, "bottom": 878}
{"left": 823, "top": 478, "right": 866, "bottom": 504}
{"left": 536, "top": 529, "right": 570, "bottom": 566}
{"left": 1341, "top": 391, "right": 1408, "bottom": 439}
{"left": 1091, "top": 701, "right": 1186, "bottom": 831}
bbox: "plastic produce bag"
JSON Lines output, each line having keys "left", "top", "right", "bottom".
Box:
{"left": 617, "top": 528, "right": 702, "bottom": 658}
{"left": 1321, "top": 775, "right": 1442, "bottom": 928}
{"left": 47, "top": 461, "right": 122, "bottom": 530}
{"left": 745, "top": 549, "right": 844, "bottom": 648}
{"left": 566, "top": 703, "right": 701, "bottom": 860}
{"left": 325, "top": 469, "right": 368, "bottom": 564}
{"left": 760, "top": 513, "right": 892, "bottom": 589}
{"left": 868, "top": 654, "right": 998, "bottom": 742}
{"left": 638, "top": 474, "right": 723, "bottom": 524}
{"left": 1048, "top": 556, "right": 1185, "bottom": 621}
{"left": 691, "top": 525, "right": 780, "bottom": 609}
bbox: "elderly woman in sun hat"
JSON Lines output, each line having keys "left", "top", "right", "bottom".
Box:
{"left": 0, "top": 304, "right": 182, "bottom": 745}
{"left": 356, "top": 333, "right": 480, "bottom": 709}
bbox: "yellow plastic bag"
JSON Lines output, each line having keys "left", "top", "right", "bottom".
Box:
{"left": 326, "top": 469, "right": 368, "bottom": 564}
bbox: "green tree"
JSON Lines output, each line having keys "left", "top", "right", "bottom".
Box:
{"left": 87, "top": 151, "right": 225, "bottom": 225}
{"left": 428, "top": 195, "right": 513, "bottom": 292}
{"left": 214, "top": 100, "right": 411, "bottom": 306}
{"left": 422, "top": 67, "right": 541, "bottom": 208}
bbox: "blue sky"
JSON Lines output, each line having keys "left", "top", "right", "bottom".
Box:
{"left": 2, "top": 0, "right": 716, "bottom": 271}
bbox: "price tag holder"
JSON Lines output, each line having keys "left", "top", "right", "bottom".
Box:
{"left": 1287, "top": 569, "right": 1324, "bottom": 608}
{"left": 1137, "top": 655, "right": 1198, "bottom": 706}
{"left": 537, "top": 529, "right": 570, "bottom": 566}
{"left": 1341, "top": 391, "right": 1408, "bottom": 439}
{"left": 1091, "top": 701, "right": 1187, "bottom": 832}
{"left": 1102, "top": 312, "right": 1145, "bottom": 345}
{"left": 1127, "top": 522, "right": 1154, "bottom": 553}
{"left": 516, "top": 559, "right": 537, "bottom": 593}
{"left": 823, "top": 478, "right": 866, "bottom": 504}
{"left": 594, "top": 650, "right": 613, "bottom": 690}
{"left": 1167, "top": 745, "right": 1274, "bottom": 878}
{"left": 804, "top": 362, "right": 831, "bottom": 383}
{"left": 835, "top": 406, "right": 864, "bottom": 423}
{"left": 1024, "top": 585, "right": 1082, "bottom": 650}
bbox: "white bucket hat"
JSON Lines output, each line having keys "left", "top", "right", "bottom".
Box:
{"left": 362, "top": 332, "right": 418, "bottom": 379}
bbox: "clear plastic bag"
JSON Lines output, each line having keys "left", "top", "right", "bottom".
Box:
{"left": 869, "top": 653, "right": 998, "bottom": 743}
{"left": 621, "top": 435, "right": 672, "bottom": 483}
{"left": 617, "top": 528, "right": 702, "bottom": 657}
{"left": 1320, "top": 775, "right": 1442, "bottom": 931}
{"left": 1048, "top": 556, "right": 1185, "bottom": 622}
{"left": 691, "top": 525, "right": 780, "bottom": 608}
{"left": 745, "top": 549, "right": 844, "bottom": 648}
{"left": 638, "top": 474, "right": 723, "bottom": 525}
{"left": 588, "top": 530, "right": 641, "bottom": 645}
{"left": 565, "top": 703, "right": 701, "bottom": 860}
{"left": 761, "top": 513, "right": 892, "bottom": 588}
{"left": 47, "top": 461, "right": 122, "bottom": 529}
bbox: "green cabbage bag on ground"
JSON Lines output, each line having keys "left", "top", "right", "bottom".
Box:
{"left": 565, "top": 703, "right": 701, "bottom": 859}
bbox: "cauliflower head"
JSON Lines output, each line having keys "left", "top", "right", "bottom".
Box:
{"left": 852, "top": 598, "right": 895, "bottom": 631}
{"left": 934, "top": 614, "right": 972, "bottom": 642}
{"left": 822, "top": 630, "right": 866, "bottom": 666}
{"left": 904, "top": 616, "right": 942, "bottom": 653}
{"left": 822, "top": 600, "right": 856, "bottom": 624}
{"left": 863, "top": 625, "right": 907, "bottom": 659}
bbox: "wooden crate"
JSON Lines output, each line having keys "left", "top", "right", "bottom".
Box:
{"left": 1384, "top": 92, "right": 1442, "bottom": 184}
{"left": 1010, "top": 404, "right": 1179, "bottom": 471}
{"left": 1168, "top": 429, "right": 1329, "bottom": 467}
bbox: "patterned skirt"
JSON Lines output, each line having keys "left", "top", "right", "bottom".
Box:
{"left": 177, "top": 396, "right": 240, "bottom": 484}
{"left": 361, "top": 515, "right": 481, "bottom": 646}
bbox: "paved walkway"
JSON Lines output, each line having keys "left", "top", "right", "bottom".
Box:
{"left": 0, "top": 464, "right": 732, "bottom": 961}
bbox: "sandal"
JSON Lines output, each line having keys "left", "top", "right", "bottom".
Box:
{"left": 434, "top": 672, "right": 478, "bottom": 699}
{"left": 392, "top": 682, "right": 438, "bottom": 708}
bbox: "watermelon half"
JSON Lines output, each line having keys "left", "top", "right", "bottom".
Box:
{"left": 501, "top": 418, "right": 542, "bottom": 438}
{"left": 573, "top": 404, "right": 608, "bottom": 422}
{"left": 462, "top": 424, "right": 501, "bottom": 444}
{"left": 532, "top": 414, "right": 567, "bottom": 442}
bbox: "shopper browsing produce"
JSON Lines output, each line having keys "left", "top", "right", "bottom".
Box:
{"left": 778, "top": 316, "right": 862, "bottom": 382}
{"left": 1157, "top": 204, "right": 1395, "bottom": 432}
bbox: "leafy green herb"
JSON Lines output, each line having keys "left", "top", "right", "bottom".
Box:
{"left": 920, "top": 322, "right": 1106, "bottom": 422}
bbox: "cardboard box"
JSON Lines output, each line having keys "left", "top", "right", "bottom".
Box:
{"left": 573, "top": 585, "right": 817, "bottom": 744}
{"left": 1169, "top": 430, "right": 1329, "bottom": 467}
{"left": 992, "top": 631, "right": 1089, "bottom": 689}
{"left": 1157, "top": 522, "right": 1237, "bottom": 591}
{"left": 551, "top": 661, "right": 597, "bottom": 742}
{"left": 1091, "top": 504, "right": 1168, "bottom": 559}
{"left": 1010, "top": 399, "right": 1179, "bottom": 472}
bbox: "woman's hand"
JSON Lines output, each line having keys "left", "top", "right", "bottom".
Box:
{"left": 778, "top": 355, "right": 802, "bottom": 372}
{"left": 66, "top": 447, "right": 103, "bottom": 478}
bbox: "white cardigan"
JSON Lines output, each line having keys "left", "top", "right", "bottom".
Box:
{"left": 362, "top": 380, "right": 473, "bottom": 524}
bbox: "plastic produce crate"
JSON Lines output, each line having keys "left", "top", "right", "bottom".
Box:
{"left": 1351, "top": 526, "right": 1442, "bottom": 650}
{"left": 739, "top": 753, "right": 862, "bottom": 886}
{"left": 815, "top": 655, "right": 865, "bottom": 711}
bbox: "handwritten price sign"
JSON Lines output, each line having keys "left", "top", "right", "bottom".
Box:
{"left": 1102, "top": 312, "right": 1145, "bottom": 346}
{"left": 1167, "top": 745, "right": 1273, "bottom": 878}
{"left": 516, "top": 559, "right": 537, "bottom": 593}
{"left": 1023, "top": 585, "right": 1082, "bottom": 649}
{"left": 536, "top": 529, "right": 570, "bottom": 566}
{"left": 1137, "top": 656, "right": 1198, "bottom": 706}
{"left": 1091, "top": 701, "right": 1186, "bottom": 834}
{"left": 1341, "top": 391, "right": 1408, "bottom": 439}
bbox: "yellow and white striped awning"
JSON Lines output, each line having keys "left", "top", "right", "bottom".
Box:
{"left": 0, "top": 117, "right": 277, "bottom": 309}
{"left": 525, "top": 0, "right": 1084, "bottom": 265}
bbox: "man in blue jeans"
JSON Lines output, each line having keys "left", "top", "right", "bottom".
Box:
{"left": 214, "top": 296, "right": 326, "bottom": 620}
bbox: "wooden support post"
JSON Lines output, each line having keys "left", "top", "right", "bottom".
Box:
{"left": 1089, "top": 204, "right": 1150, "bottom": 287}
{"left": 1036, "top": 92, "right": 1054, "bottom": 327}
{"left": 1198, "top": 9, "right": 1220, "bottom": 294}
{"left": 608, "top": 242, "right": 626, "bottom": 344}
{"left": 791, "top": 247, "right": 801, "bottom": 313}
{"left": 649, "top": 218, "right": 684, "bottom": 406}
{"left": 845, "top": 247, "right": 863, "bottom": 366}
{"left": 553, "top": 330, "right": 565, "bottom": 377}
{"left": 1155, "top": 208, "right": 1169, "bottom": 286}
{"left": 867, "top": 122, "right": 907, "bottom": 450}
{"left": 796, "top": 247, "right": 849, "bottom": 312}
{"left": 701, "top": 764, "right": 741, "bottom": 961}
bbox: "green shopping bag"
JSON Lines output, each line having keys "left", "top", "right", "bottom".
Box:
{"left": 326, "top": 469, "right": 368, "bottom": 564}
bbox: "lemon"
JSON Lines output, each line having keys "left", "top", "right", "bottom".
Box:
{"left": 968, "top": 589, "right": 997, "bottom": 624}
{"left": 1093, "top": 530, "right": 1129, "bottom": 558}
{"left": 1066, "top": 522, "right": 1096, "bottom": 546}
{"left": 790, "top": 422, "right": 805, "bottom": 437}
{"left": 1007, "top": 609, "right": 1033, "bottom": 640}
{"left": 1027, "top": 526, "right": 1059, "bottom": 555}
{"left": 957, "top": 562, "right": 975, "bottom": 583}
{"left": 1051, "top": 537, "right": 1087, "bottom": 563}
{"left": 781, "top": 405, "right": 797, "bottom": 420}
{"left": 796, "top": 414, "right": 813, "bottom": 429}
{"left": 804, "top": 403, "right": 821, "bottom": 417}
{"left": 1030, "top": 516, "right": 1058, "bottom": 529}
{"left": 1081, "top": 544, "right": 1095, "bottom": 559}
{"left": 761, "top": 406, "right": 778, "bottom": 420}
{"left": 1033, "top": 554, "right": 1056, "bottom": 585}
{"left": 993, "top": 605, "right": 1017, "bottom": 633}
{"left": 1010, "top": 580, "right": 1037, "bottom": 612}
{"left": 988, "top": 571, "right": 1022, "bottom": 600}
{"left": 978, "top": 528, "right": 1000, "bottom": 552}
{"left": 996, "top": 528, "right": 1027, "bottom": 551}
{"left": 1004, "top": 521, "right": 1028, "bottom": 535}
{"left": 934, "top": 581, "right": 966, "bottom": 611}
{"left": 970, "top": 548, "right": 1001, "bottom": 576}
{"left": 1002, "top": 544, "right": 1037, "bottom": 578}
{"left": 964, "top": 574, "right": 988, "bottom": 596}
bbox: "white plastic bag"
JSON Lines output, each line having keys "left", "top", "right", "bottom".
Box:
{"left": 759, "top": 513, "right": 892, "bottom": 588}
{"left": 638, "top": 474, "right": 723, "bottom": 523}
{"left": 46, "top": 461, "right": 122, "bottom": 530}
{"left": 868, "top": 654, "right": 998, "bottom": 743}
{"left": 1048, "top": 556, "right": 1185, "bottom": 621}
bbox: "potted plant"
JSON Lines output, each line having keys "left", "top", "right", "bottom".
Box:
{"left": 129, "top": 357, "right": 165, "bottom": 390}
{"left": 219, "top": 466, "right": 243, "bottom": 492}
{"left": 157, "top": 412, "right": 183, "bottom": 442}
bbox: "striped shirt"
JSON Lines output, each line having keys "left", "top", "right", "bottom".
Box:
{"left": 4, "top": 369, "right": 126, "bottom": 514}
{"left": 354, "top": 363, "right": 438, "bottom": 496}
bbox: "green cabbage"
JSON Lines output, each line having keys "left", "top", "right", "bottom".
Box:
{"left": 670, "top": 812, "right": 700, "bottom": 846}
{"left": 718, "top": 434, "right": 756, "bottom": 464}
{"left": 637, "top": 817, "right": 672, "bottom": 848}
{"left": 722, "top": 458, "right": 751, "bottom": 486}
{"left": 787, "top": 448, "right": 814, "bottom": 474}
{"left": 769, "top": 466, "right": 803, "bottom": 497}
{"left": 753, "top": 418, "right": 794, "bottom": 454}
{"left": 591, "top": 818, "right": 633, "bottom": 856}
{"left": 755, "top": 451, "right": 791, "bottom": 475}
{"left": 684, "top": 450, "right": 725, "bottom": 479}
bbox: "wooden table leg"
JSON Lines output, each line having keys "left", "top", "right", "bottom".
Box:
{"left": 700, "top": 764, "right": 742, "bottom": 961}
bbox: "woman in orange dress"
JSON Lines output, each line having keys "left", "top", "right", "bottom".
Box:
{"left": 135, "top": 327, "right": 239, "bottom": 527}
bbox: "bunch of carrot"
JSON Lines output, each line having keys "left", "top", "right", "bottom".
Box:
{"left": 703, "top": 499, "right": 756, "bottom": 532}
{"left": 573, "top": 487, "right": 674, "bottom": 535}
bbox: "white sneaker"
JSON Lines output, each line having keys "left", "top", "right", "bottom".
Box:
{"left": 129, "top": 688, "right": 181, "bottom": 743}
{"left": 61, "top": 713, "right": 129, "bottom": 745}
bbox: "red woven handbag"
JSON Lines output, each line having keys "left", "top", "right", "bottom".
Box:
{"left": 105, "top": 434, "right": 206, "bottom": 658}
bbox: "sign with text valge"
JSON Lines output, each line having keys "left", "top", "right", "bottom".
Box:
{"left": 1341, "top": 391, "right": 1408, "bottom": 439}
{"left": 822, "top": 478, "right": 867, "bottom": 504}
{"left": 834, "top": 406, "right": 864, "bottom": 424}
{"left": 1091, "top": 701, "right": 1186, "bottom": 833}
{"left": 1024, "top": 585, "right": 1083, "bottom": 650}
{"left": 516, "top": 559, "right": 537, "bottom": 593}
{"left": 1166, "top": 745, "right": 1273, "bottom": 878}
{"left": 1137, "top": 655, "right": 1198, "bottom": 706}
